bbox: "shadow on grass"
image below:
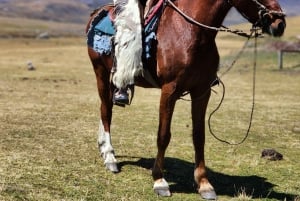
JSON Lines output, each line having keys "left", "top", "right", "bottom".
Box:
{"left": 118, "top": 156, "right": 297, "bottom": 200}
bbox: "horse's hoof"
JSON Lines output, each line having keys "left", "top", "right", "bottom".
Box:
{"left": 154, "top": 188, "right": 171, "bottom": 197}
{"left": 105, "top": 162, "right": 119, "bottom": 173}
{"left": 153, "top": 178, "right": 171, "bottom": 197}
{"left": 200, "top": 190, "right": 217, "bottom": 200}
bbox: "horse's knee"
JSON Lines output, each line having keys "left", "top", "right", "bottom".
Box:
{"left": 157, "top": 131, "right": 171, "bottom": 149}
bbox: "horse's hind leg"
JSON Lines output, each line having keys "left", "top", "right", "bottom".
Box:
{"left": 97, "top": 76, "right": 118, "bottom": 172}
{"left": 89, "top": 49, "right": 118, "bottom": 172}
{"left": 152, "top": 83, "right": 178, "bottom": 196}
{"left": 191, "top": 89, "right": 217, "bottom": 200}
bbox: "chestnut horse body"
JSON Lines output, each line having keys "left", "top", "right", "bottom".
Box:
{"left": 86, "top": 0, "right": 285, "bottom": 199}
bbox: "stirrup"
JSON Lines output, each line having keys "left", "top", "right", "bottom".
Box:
{"left": 113, "top": 85, "right": 135, "bottom": 107}
{"left": 113, "top": 88, "right": 129, "bottom": 106}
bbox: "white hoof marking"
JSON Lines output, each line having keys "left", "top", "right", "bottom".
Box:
{"left": 105, "top": 162, "right": 119, "bottom": 173}
{"left": 200, "top": 190, "right": 217, "bottom": 200}
{"left": 153, "top": 178, "right": 171, "bottom": 197}
{"left": 98, "top": 121, "right": 118, "bottom": 173}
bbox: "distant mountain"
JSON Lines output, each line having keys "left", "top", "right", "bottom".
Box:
{"left": 0, "top": 0, "right": 110, "bottom": 24}
{"left": 0, "top": 0, "right": 298, "bottom": 25}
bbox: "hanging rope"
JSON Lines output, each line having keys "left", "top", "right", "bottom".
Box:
{"left": 178, "top": 28, "right": 258, "bottom": 145}
{"left": 207, "top": 28, "right": 259, "bottom": 145}
{"left": 167, "top": 0, "right": 263, "bottom": 145}
{"left": 219, "top": 28, "right": 257, "bottom": 78}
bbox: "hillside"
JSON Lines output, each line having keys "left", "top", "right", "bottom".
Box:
{"left": 0, "top": 0, "right": 109, "bottom": 38}
{"left": 0, "top": 0, "right": 109, "bottom": 24}
{"left": 0, "top": 0, "right": 299, "bottom": 24}
{"left": 0, "top": 0, "right": 299, "bottom": 38}
{"left": 0, "top": 16, "right": 85, "bottom": 38}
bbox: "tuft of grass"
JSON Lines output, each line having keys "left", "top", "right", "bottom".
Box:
{"left": 235, "top": 187, "right": 253, "bottom": 201}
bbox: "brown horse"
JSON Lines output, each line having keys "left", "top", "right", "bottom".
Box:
{"left": 86, "top": 0, "right": 285, "bottom": 199}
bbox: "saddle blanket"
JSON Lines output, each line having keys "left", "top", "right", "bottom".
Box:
{"left": 87, "top": 10, "right": 115, "bottom": 55}
{"left": 87, "top": 1, "right": 164, "bottom": 58}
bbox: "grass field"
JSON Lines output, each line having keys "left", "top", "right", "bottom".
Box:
{"left": 0, "top": 16, "right": 85, "bottom": 38}
{"left": 0, "top": 16, "right": 299, "bottom": 201}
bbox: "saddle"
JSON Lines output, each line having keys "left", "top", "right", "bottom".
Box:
{"left": 87, "top": 0, "right": 165, "bottom": 59}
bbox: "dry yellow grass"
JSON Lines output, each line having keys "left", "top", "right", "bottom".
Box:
{"left": 0, "top": 17, "right": 85, "bottom": 38}
{"left": 0, "top": 16, "right": 299, "bottom": 201}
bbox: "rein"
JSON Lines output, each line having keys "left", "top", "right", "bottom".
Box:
{"left": 166, "top": 0, "right": 285, "bottom": 38}
{"left": 251, "top": 0, "right": 285, "bottom": 16}
{"left": 207, "top": 29, "right": 258, "bottom": 145}
{"left": 166, "top": 0, "right": 253, "bottom": 38}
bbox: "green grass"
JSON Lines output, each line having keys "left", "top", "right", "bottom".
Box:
{"left": 0, "top": 16, "right": 300, "bottom": 200}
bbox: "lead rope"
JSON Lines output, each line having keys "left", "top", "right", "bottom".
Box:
{"left": 167, "top": 0, "right": 262, "bottom": 145}
{"left": 208, "top": 28, "right": 258, "bottom": 145}
{"left": 219, "top": 28, "right": 257, "bottom": 78}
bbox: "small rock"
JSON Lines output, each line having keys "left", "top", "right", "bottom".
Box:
{"left": 36, "top": 32, "right": 49, "bottom": 39}
{"left": 261, "top": 149, "right": 283, "bottom": 161}
{"left": 27, "top": 61, "right": 36, "bottom": 71}
{"left": 292, "top": 127, "right": 300, "bottom": 133}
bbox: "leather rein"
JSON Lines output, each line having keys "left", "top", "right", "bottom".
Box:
{"left": 166, "top": 0, "right": 285, "bottom": 38}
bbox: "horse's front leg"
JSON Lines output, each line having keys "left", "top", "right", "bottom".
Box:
{"left": 152, "top": 83, "right": 178, "bottom": 196}
{"left": 191, "top": 89, "right": 217, "bottom": 200}
{"left": 91, "top": 51, "right": 118, "bottom": 173}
